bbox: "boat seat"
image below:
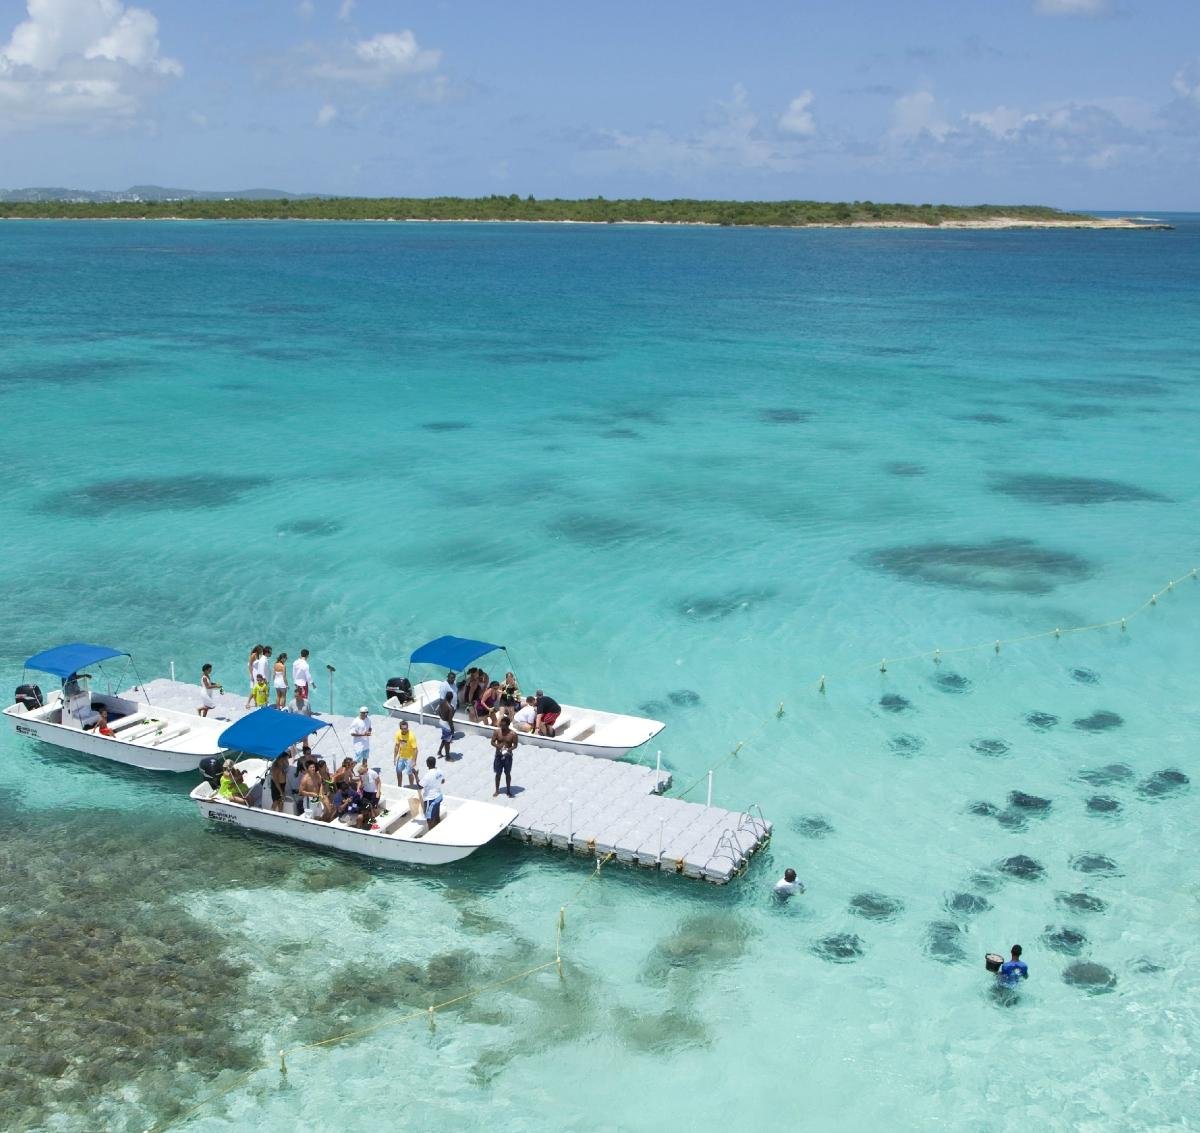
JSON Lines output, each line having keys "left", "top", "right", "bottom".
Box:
{"left": 565, "top": 724, "right": 595, "bottom": 742}
{"left": 552, "top": 717, "right": 572, "bottom": 736}
{"left": 111, "top": 715, "right": 146, "bottom": 734}
{"left": 65, "top": 690, "right": 99, "bottom": 729}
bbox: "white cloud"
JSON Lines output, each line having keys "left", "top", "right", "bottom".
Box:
{"left": 1171, "top": 61, "right": 1200, "bottom": 101}
{"left": 586, "top": 84, "right": 824, "bottom": 177}
{"left": 964, "top": 104, "right": 1030, "bottom": 138}
{"left": 306, "top": 30, "right": 440, "bottom": 86}
{"left": 778, "top": 91, "right": 815, "bottom": 136}
{"left": 337, "top": 0, "right": 355, "bottom": 20}
{"left": 188, "top": 108, "right": 207, "bottom": 128}
{"left": 297, "top": 0, "right": 315, "bottom": 19}
{"left": 0, "top": 0, "right": 180, "bottom": 128}
{"left": 1033, "top": 0, "right": 1109, "bottom": 14}
{"left": 315, "top": 101, "right": 337, "bottom": 126}
{"left": 890, "top": 90, "right": 950, "bottom": 141}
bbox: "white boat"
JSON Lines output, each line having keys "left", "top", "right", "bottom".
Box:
{"left": 382, "top": 635, "right": 666, "bottom": 760}
{"left": 4, "top": 643, "right": 230, "bottom": 773}
{"left": 189, "top": 709, "right": 517, "bottom": 864}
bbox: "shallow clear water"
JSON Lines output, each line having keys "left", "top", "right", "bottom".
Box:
{"left": 1, "top": 218, "right": 1199, "bottom": 1131}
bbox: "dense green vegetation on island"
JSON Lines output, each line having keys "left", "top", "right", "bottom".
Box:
{"left": 0, "top": 196, "right": 1094, "bottom": 226}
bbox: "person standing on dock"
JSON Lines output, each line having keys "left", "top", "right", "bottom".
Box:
{"left": 350, "top": 706, "right": 373, "bottom": 763}
{"left": 491, "top": 716, "right": 518, "bottom": 797}
{"left": 198, "top": 663, "right": 222, "bottom": 716}
{"left": 273, "top": 652, "right": 289, "bottom": 709}
{"left": 292, "top": 649, "right": 314, "bottom": 707}
{"left": 394, "top": 719, "right": 419, "bottom": 787}
{"left": 244, "top": 645, "right": 262, "bottom": 708}
{"left": 436, "top": 692, "right": 455, "bottom": 759}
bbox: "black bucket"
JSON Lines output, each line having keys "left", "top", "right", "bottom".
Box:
{"left": 985, "top": 953, "right": 1004, "bottom": 973}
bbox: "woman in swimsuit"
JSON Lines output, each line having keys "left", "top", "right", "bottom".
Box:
{"left": 462, "top": 669, "right": 485, "bottom": 711}
{"left": 245, "top": 645, "right": 262, "bottom": 708}
{"left": 497, "top": 671, "right": 521, "bottom": 720}
{"left": 475, "top": 680, "right": 501, "bottom": 725}
{"left": 274, "top": 652, "right": 288, "bottom": 709}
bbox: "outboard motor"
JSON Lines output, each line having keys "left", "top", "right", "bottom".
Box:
{"left": 198, "top": 756, "right": 224, "bottom": 790}
{"left": 14, "top": 684, "right": 44, "bottom": 712}
{"left": 386, "top": 677, "right": 413, "bottom": 705}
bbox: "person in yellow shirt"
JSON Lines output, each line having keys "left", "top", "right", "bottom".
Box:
{"left": 393, "top": 719, "right": 419, "bottom": 787}
{"left": 252, "top": 673, "right": 270, "bottom": 708}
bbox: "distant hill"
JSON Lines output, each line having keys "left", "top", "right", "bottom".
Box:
{"left": 0, "top": 185, "right": 309, "bottom": 203}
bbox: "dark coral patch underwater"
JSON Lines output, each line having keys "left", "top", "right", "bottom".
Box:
{"left": 991, "top": 474, "right": 1171, "bottom": 505}
{"left": 48, "top": 473, "right": 254, "bottom": 514}
{"left": 863, "top": 538, "right": 1092, "bottom": 594}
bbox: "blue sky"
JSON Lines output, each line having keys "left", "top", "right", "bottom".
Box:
{"left": 1, "top": 0, "right": 1198, "bottom": 207}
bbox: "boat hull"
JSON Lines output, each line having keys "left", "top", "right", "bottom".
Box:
{"left": 190, "top": 771, "right": 517, "bottom": 865}
{"left": 4, "top": 695, "right": 226, "bottom": 773}
{"left": 191, "top": 798, "right": 507, "bottom": 863}
{"left": 384, "top": 681, "right": 664, "bottom": 760}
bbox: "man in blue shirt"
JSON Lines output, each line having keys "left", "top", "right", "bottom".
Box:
{"left": 998, "top": 944, "right": 1029, "bottom": 988}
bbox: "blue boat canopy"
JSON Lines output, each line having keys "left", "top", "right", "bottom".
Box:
{"left": 409, "top": 635, "right": 504, "bottom": 671}
{"left": 24, "top": 643, "right": 130, "bottom": 679}
{"left": 219, "top": 708, "right": 330, "bottom": 758}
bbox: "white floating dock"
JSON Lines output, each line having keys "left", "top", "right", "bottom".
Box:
{"left": 132, "top": 679, "right": 772, "bottom": 883}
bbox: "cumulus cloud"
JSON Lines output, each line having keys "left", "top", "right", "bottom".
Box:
{"left": 315, "top": 101, "right": 337, "bottom": 126}
{"left": 1033, "top": 0, "right": 1110, "bottom": 14}
{"left": 0, "top": 0, "right": 180, "bottom": 128}
{"left": 305, "top": 30, "right": 440, "bottom": 86}
{"left": 890, "top": 90, "right": 950, "bottom": 141}
{"left": 296, "top": 0, "right": 315, "bottom": 19}
{"left": 1170, "top": 61, "right": 1200, "bottom": 102}
{"left": 778, "top": 91, "right": 815, "bottom": 136}
{"left": 583, "top": 84, "right": 831, "bottom": 178}
{"left": 337, "top": 0, "right": 355, "bottom": 20}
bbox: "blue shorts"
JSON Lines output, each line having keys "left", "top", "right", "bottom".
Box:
{"left": 493, "top": 751, "right": 513, "bottom": 776}
{"left": 439, "top": 722, "right": 452, "bottom": 739}
{"left": 424, "top": 797, "right": 442, "bottom": 822}
{"left": 396, "top": 758, "right": 413, "bottom": 776}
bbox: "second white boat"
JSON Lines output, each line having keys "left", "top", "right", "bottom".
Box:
{"left": 189, "top": 709, "right": 518, "bottom": 865}
{"left": 383, "top": 636, "right": 665, "bottom": 760}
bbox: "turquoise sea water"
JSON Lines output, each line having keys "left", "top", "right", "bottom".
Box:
{"left": 1, "top": 217, "right": 1199, "bottom": 1131}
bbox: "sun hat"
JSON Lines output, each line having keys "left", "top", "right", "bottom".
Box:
{"left": 359, "top": 705, "right": 369, "bottom": 714}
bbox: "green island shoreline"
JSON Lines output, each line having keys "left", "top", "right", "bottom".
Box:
{"left": 0, "top": 196, "right": 1170, "bottom": 228}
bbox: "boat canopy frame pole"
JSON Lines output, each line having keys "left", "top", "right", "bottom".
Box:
{"left": 129, "top": 657, "right": 152, "bottom": 707}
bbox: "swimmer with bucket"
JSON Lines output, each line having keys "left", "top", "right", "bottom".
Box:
{"left": 987, "top": 945, "right": 1029, "bottom": 987}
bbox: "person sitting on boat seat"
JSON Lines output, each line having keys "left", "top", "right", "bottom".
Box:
{"left": 422, "top": 756, "right": 446, "bottom": 829}
{"left": 299, "top": 760, "right": 332, "bottom": 821}
{"left": 332, "top": 756, "right": 357, "bottom": 794}
{"left": 497, "top": 672, "right": 521, "bottom": 718}
{"left": 513, "top": 696, "right": 537, "bottom": 733}
{"left": 462, "top": 668, "right": 485, "bottom": 709}
{"left": 218, "top": 760, "right": 252, "bottom": 805}
{"left": 270, "top": 754, "right": 289, "bottom": 812}
{"left": 95, "top": 706, "right": 116, "bottom": 737}
{"left": 473, "top": 681, "right": 501, "bottom": 724}
{"left": 357, "top": 759, "right": 382, "bottom": 822}
{"left": 533, "top": 690, "right": 561, "bottom": 736}
{"left": 332, "top": 782, "right": 366, "bottom": 828}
